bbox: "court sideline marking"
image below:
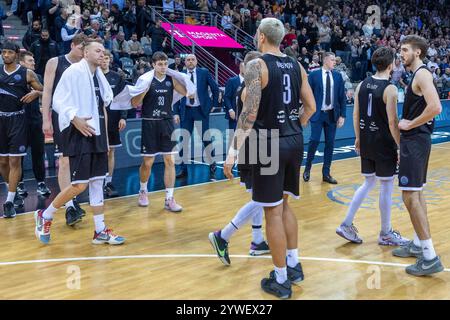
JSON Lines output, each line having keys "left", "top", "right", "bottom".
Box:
{"left": 0, "top": 253, "right": 449, "bottom": 273}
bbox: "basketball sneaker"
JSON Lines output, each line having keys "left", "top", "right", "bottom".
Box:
{"left": 104, "top": 182, "right": 119, "bottom": 198}
{"left": 208, "top": 230, "right": 230, "bottom": 266}
{"left": 92, "top": 228, "right": 125, "bottom": 245}
{"left": 392, "top": 240, "right": 423, "bottom": 258}
{"left": 37, "top": 182, "right": 51, "bottom": 197}
{"left": 164, "top": 197, "right": 182, "bottom": 212}
{"left": 378, "top": 229, "right": 410, "bottom": 246}
{"left": 13, "top": 193, "right": 24, "bottom": 208}
{"left": 34, "top": 209, "right": 52, "bottom": 244}
{"left": 405, "top": 256, "right": 444, "bottom": 276}
{"left": 3, "top": 201, "right": 16, "bottom": 218}
{"left": 73, "top": 198, "right": 86, "bottom": 217}
{"left": 138, "top": 190, "right": 149, "bottom": 207}
{"left": 65, "top": 206, "right": 82, "bottom": 226}
{"left": 261, "top": 273, "right": 292, "bottom": 299}
{"left": 249, "top": 241, "right": 270, "bottom": 256}
{"left": 270, "top": 262, "right": 304, "bottom": 285}
{"left": 16, "top": 182, "right": 28, "bottom": 198}
{"left": 336, "top": 223, "right": 363, "bottom": 244}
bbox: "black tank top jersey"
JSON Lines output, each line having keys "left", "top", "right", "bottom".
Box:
{"left": 358, "top": 76, "right": 397, "bottom": 161}
{"left": 142, "top": 75, "right": 174, "bottom": 119}
{"left": 0, "top": 65, "right": 29, "bottom": 112}
{"left": 254, "top": 54, "right": 302, "bottom": 138}
{"left": 401, "top": 65, "right": 436, "bottom": 136}
{"left": 52, "top": 55, "right": 72, "bottom": 96}
{"left": 104, "top": 71, "right": 126, "bottom": 97}
{"left": 93, "top": 75, "right": 105, "bottom": 117}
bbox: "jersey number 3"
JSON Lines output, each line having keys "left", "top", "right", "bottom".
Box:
{"left": 283, "top": 74, "right": 292, "bottom": 104}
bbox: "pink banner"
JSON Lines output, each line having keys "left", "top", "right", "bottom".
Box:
{"left": 161, "top": 23, "right": 244, "bottom": 49}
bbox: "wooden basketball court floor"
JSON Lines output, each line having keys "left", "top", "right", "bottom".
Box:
{"left": 1, "top": 142, "right": 450, "bottom": 300}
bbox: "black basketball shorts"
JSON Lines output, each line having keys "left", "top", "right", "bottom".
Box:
{"left": 398, "top": 133, "right": 431, "bottom": 191}
{"left": 251, "top": 134, "right": 303, "bottom": 206}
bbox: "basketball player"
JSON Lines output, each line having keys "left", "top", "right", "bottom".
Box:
{"left": 100, "top": 50, "right": 127, "bottom": 198}
{"left": 42, "top": 33, "right": 87, "bottom": 226}
{"left": 224, "top": 18, "right": 316, "bottom": 299}
{"left": 392, "top": 35, "right": 444, "bottom": 276}
{"left": 336, "top": 47, "right": 409, "bottom": 246}
{"left": 131, "top": 52, "right": 186, "bottom": 212}
{"left": 209, "top": 51, "right": 270, "bottom": 266}
{"left": 35, "top": 40, "right": 125, "bottom": 245}
{"left": 0, "top": 42, "right": 43, "bottom": 218}
{"left": 17, "top": 51, "right": 51, "bottom": 198}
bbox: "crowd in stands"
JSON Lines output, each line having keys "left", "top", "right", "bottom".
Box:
{"left": 1, "top": 0, "right": 449, "bottom": 102}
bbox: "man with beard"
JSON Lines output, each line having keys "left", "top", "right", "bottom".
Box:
{"left": 22, "top": 20, "right": 42, "bottom": 51}
{"left": 29, "top": 29, "right": 59, "bottom": 76}
{"left": 392, "top": 35, "right": 444, "bottom": 276}
{"left": 0, "top": 42, "right": 43, "bottom": 218}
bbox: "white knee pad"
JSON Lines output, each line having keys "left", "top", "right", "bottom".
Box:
{"left": 89, "top": 179, "right": 104, "bottom": 207}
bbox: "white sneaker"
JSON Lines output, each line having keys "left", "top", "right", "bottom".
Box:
{"left": 138, "top": 190, "right": 149, "bottom": 207}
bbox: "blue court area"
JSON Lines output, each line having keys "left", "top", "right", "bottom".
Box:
{"left": 1, "top": 101, "right": 450, "bottom": 216}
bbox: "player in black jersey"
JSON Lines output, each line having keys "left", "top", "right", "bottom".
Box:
{"left": 41, "top": 33, "right": 87, "bottom": 226}
{"left": 17, "top": 51, "right": 51, "bottom": 198}
{"left": 0, "top": 42, "right": 43, "bottom": 218}
{"left": 336, "top": 47, "right": 409, "bottom": 246}
{"left": 209, "top": 51, "right": 271, "bottom": 266}
{"left": 131, "top": 52, "right": 187, "bottom": 212}
{"left": 224, "top": 18, "right": 316, "bottom": 299}
{"left": 391, "top": 35, "right": 444, "bottom": 276}
{"left": 35, "top": 39, "right": 125, "bottom": 246}
{"left": 101, "top": 50, "right": 127, "bottom": 198}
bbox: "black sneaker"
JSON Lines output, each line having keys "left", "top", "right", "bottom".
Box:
{"left": 65, "top": 206, "right": 82, "bottom": 226}
{"left": 73, "top": 198, "right": 86, "bottom": 217}
{"left": 261, "top": 273, "right": 292, "bottom": 299}
{"left": 104, "top": 182, "right": 119, "bottom": 198}
{"left": 13, "top": 194, "right": 25, "bottom": 208}
{"left": 3, "top": 201, "right": 16, "bottom": 218}
{"left": 16, "top": 182, "right": 28, "bottom": 198}
{"left": 37, "top": 182, "right": 51, "bottom": 197}
{"left": 208, "top": 230, "right": 230, "bottom": 266}
{"left": 270, "top": 262, "right": 304, "bottom": 285}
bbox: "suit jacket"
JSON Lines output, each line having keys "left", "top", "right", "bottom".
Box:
{"left": 223, "top": 75, "right": 241, "bottom": 120}
{"left": 308, "top": 68, "right": 347, "bottom": 123}
{"left": 174, "top": 67, "right": 219, "bottom": 121}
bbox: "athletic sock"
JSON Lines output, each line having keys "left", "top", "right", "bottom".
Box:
{"left": 413, "top": 233, "right": 421, "bottom": 247}
{"left": 287, "top": 249, "right": 299, "bottom": 268}
{"left": 43, "top": 203, "right": 57, "bottom": 220}
{"left": 421, "top": 239, "right": 437, "bottom": 260}
{"left": 221, "top": 222, "right": 238, "bottom": 242}
{"left": 342, "top": 176, "right": 376, "bottom": 226}
{"left": 166, "top": 188, "right": 174, "bottom": 199}
{"left": 274, "top": 266, "right": 288, "bottom": 284}
{"left": 93, "top": 214, "right": 106, "bottom": 234}
{"left": 379, "top": 179, "right": 393, "bottom": 234}
{"left": 65, "top": 200, "right": 75, "bottom": 209}
{"left": 6, "top": 192, "right": 15, "bottom": 203}
{"left": 140, "top": 181, "right": 147, "bottom": 192}
{"left": 105, "top": 176, "right": 112, "bottom": 184}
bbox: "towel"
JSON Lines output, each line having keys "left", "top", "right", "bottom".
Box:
{"left": 110, "top": 68, "right": 196, "bottom": 110}
{"left": 52, "top": 58, "right": 113, "bottom": 135}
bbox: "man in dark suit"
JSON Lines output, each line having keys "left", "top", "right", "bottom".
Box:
{"left": 174, "top": 54, "right": 220, "bottom": 180}
{"left": 223, "top": 62, "right": 244, "bottom": 130}
{"left": 303, "top": 52, "right": 346, "bottom": 184}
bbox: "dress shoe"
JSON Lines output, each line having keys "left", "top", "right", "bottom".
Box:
{"left": 303, "top": 171, "right": 310, "bottom": 182}
{"left": 209, "top": 162, "right": 217, "bottom": 180}
{"left": 323, "top": 175, "right": 338, "bottom": 184}
{"left": 176, "top": 168, "right": 187, "bottom": 178}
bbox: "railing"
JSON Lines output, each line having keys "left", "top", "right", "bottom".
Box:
{"left": 151, "top": 6, "right": 256, "bottom": 52}
{"left": 150, "top": 8, "right": 237, "bottom": 86}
